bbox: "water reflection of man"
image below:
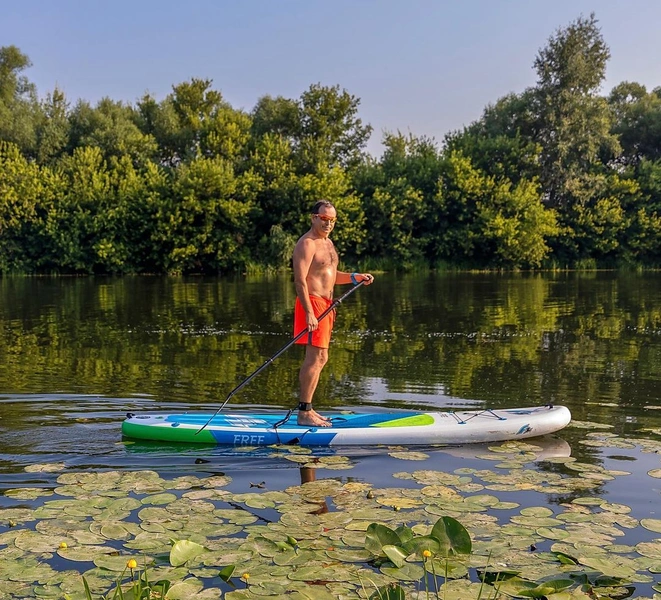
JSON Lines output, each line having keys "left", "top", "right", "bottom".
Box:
{"left": 300, "top": 466, "right": 328, "bottom": 514}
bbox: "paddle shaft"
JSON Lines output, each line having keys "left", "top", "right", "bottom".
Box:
{"left": 195, "top": 280, "right": 365, "bottom": 434}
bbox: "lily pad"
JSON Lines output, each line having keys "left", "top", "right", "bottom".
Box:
{"left": 24, "top": 462, "right": 67, "bottom": 473}
{"left": 641, "top": 519, "right": 661, "bottom": 533}
{"left": 163, "top": 578, "right": 204, "bottom": 599}
{"left": 380, "top": 562, "right": 425, "bottom": 581}
{"left": 388, "top": 451, "right": 430, "bottom": 461}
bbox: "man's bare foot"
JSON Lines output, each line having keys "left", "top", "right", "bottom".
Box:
{"left": 297, "top": 409, "right": 332, "bottom": 428}
{"left": 311, "top": 409, "right": 331, "bottom": 425}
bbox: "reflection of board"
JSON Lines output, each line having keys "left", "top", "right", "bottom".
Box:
{"left": 122, "top": 405, "right": 571, "bottom": 447}
{"left": 438, "top": 435, "right": 572, "bottom": 461}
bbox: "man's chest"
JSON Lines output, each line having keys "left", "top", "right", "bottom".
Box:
{"left": 312, "top": 242, "right": 338, "bottom": 267}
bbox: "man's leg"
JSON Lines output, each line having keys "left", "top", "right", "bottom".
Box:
{"left": 298, "top": 345, "right": 331, "bottom": 427}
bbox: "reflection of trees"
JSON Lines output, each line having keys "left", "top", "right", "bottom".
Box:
{"left": 1, "top": 273, "right": 661, "bottom": 432}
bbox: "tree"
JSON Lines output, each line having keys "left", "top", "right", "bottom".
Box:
{"left": 0, "top": 46, "right": 41, "bottom": 157}
{"left": 532, "top": 13, "right": 620, "bottom": 209}
{"left": 355, "top": 133, "right": 443, "bottom": 266}
{"left": 250, "top": 95, "right": 300, "bottom": 140}
{"left": 251, "top": 84, "right": 372, "bottom": 173}
{"left": 444, "top": 91, "right": 541, "bottom": 185}
{"left": 35, "top": 87, "right": 70, "bottom": 165}
{"left": 621, "top": 160, "right": 661, "bottom": 264}
{"left": 42, "top": 146, "right": 111, "bottom": 272}
{"left": 0, "top": 142, "right": 43, "bottom": 271}
{"left": 434, "top": 152, "right": 558, "bottom": 268}
{"left": 244, "top": 132, "right": 297, "bottom": 258}
{"left": 296, "top": 83, "right": 372, "bottom": 172}
{"left": 136, "top": 92, "right": 181, "bottom": 165}
{"left": 154, "top": 155, "right": 257, "bottom": 273}
{"left": 67, "top": 98, "right": 157, "bottom": 166}
{"left": 137, "top": 79, "right": 252, "bottom": 167}
{"left": 528, "top": 14, "right": 624, "bottom": 264}
{"left": 0, "top": 46, "right": 33, "bottom": 103}
{"left": 609, "top": 81, "right": 661, "bottom": 166}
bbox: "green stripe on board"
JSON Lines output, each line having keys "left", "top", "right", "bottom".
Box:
{"left": 373, "top": 414, "right": 434, "bottom": 428}
{"left": 122, "top": 422, "right": 216, "bottom": 443}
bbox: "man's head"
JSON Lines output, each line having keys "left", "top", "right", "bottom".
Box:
{"left": 310, "top": 200, "right": 337, "bottom": 235}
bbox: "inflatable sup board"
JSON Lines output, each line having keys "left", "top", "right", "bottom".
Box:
{"left": 122, "top": 405, "right": 571, "bottom": 447}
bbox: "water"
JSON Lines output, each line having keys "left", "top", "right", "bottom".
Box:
{"left": 2, "top": 271, "right": 661, "bottom": 484}
{"left": 1, "top": 272, "right": 661, "bottom": 597}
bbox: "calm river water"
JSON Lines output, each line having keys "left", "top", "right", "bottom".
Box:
{"left": 1, "top": 272, "right": 661, "bottom": 597}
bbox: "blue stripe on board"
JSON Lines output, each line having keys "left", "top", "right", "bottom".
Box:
{"left": 163, "top": 412, "right": 424, "bottom": 429}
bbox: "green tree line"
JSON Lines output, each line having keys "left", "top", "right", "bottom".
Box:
{"left": 2, "top": 13, "right": 661, "bottom": 274}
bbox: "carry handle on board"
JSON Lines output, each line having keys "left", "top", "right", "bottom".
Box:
{"left": 195, "top": 280, "right": 366, "bottom": 434}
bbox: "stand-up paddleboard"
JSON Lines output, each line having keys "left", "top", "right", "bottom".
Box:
{"left": 122, "top": 405, "right": 571, "bottom": 447}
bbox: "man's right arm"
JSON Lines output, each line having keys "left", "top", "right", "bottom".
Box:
{"left": 292, "top": 239, "right": 318, "bottom": 330}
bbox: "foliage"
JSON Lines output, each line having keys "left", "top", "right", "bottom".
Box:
{"left": 0, "top": 45, "right": 40, "bottom": 157}
{"left": 76, "top": 514, "right": 637, "bottom": 599}
{"left": 609, "top": 81, "right": 661, "bottom": 166}
{"left": 3, "top": 11, "right": 661, "bottom": 273}
{"left": 0, "top": 141, "right": 46, "bottom": 271}
{"left": 76, "top": 513, "right": 639, "bottom": 599}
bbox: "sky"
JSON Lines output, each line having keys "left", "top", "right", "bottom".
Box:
{"left": 3, "top": 0, "right": 661, "bottom": 156}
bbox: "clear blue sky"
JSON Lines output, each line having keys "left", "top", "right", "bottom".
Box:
{"left": 3, "top": 0, "right": 661, "bottom": 155}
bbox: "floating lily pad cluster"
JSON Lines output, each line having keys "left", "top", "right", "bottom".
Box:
{"left": 578, "top": 430, "right": 661, "bottom": 455}
{"left": 0, "top": 439, "right": 660, "bottom": 599}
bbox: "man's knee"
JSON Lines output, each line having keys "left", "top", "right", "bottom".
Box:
{"left": 306, "top": 346, "right": 328, "bottom": 368}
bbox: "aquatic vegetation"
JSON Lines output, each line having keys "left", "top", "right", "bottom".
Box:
{"left": 0, "top": 440, "right": 660, "bottom": 598}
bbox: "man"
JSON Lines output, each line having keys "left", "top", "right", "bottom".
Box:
{"left": 292, "top": 200, "right": 374, "bottom": 427}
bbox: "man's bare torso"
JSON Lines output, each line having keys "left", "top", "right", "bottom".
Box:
{"left": 295, "top": 232, "right": 339, "bottom": 299}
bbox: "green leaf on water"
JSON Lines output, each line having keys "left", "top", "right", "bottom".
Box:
{"left": 569, "top": 420, "right": 614, "bottom": 430}
{"left": 382, "top": 544, "right": 408, "bottom": 568}
{"left": 170, "top": 539, "right": 206, "bottom": 566}
{"left": 401, "top": 535, "right": 441, "bottom": 557}
{"left": 24, "top": 462, "right": 66, "bottom": 473}
{"left": 377, "top": 497, "right": 422, "bottom": 509}
{"left": 388, "top": 451, "right": 430, "bottom": 461}
{"left": 141, "top": 493, "right": 178, "bottom": 505}
{"left": 430, "top": 516, "right": 472, "bottom": 556}
{"left": 93, "top": 553, "right": 153, "bottom": 571}
{"left": 571, "top": 497, "right": 604, "bottom": 506}
{"left": 325, "top": 548, "right": 372, "bottom": 562}
{"left": 520, "top": 506, "right": 554, "bottom": 518}
{"left": 641, "top": 519, "right": 661, "bottom": 533}
{"left": 380, "top": 561, "right": 425, "bottom": 581}
{"left": 578, "top": 555, "right": 637, "bottom": 578}
{"left": 162, "top": 578, "right": 203, "bottom": 599}
{"left": 537, "top": 527, "right": 569, "bottom": 540}
{"left": 551, "top": 550, "right": 578, "bottom": 565}
{"left": 365, "top": 523, "right": 402, "bottom": 556}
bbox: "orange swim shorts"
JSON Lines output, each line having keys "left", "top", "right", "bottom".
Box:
{"left": 294, "top": 295, "right": 335, "bottom": 349}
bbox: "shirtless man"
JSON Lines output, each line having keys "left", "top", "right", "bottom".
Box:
{"left": 292, "top": 200, "right": 374, "bottom": 427}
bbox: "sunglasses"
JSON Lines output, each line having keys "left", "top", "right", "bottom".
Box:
{"left": 312, "top": 214, "right": 337, "bottom": 223}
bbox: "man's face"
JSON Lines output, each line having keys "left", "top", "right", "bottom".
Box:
{"left": 311, "top": 207, "right": 337, "bottom": 236}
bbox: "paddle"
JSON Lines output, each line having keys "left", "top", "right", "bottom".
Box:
{"left": 195, "top": 280, "right": 366, "bottom": 434}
